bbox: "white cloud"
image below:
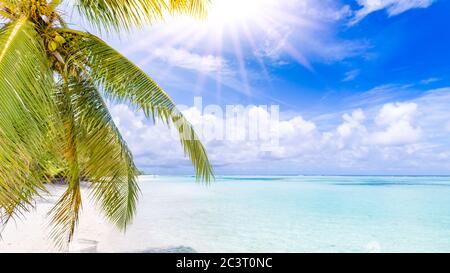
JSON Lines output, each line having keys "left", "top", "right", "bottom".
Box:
{"left": 142, "top": 47, "right": 230, "bottom": 74}
{"left": 351, "top": 0, "right": 435, "bottom": 24}
{"left": 343, "top": 69, "right": 361, "bottom": 82}
{"left": 338, "top": 109, "right": 365, "bottom": 137}
{"left": 109, "top": 88, "right": 450, "bottom": 174}
{"left": 420, "top": 77, "right": 440, "bottom": 84}
{"left": 370, "top": 102, "right": 421, "bottom": 146}
{"left": 374, "top": 102, "right": 417, "bottom": 126}
{"left": 291, "top": 0, "right": 353, "bottom": 22}
{"left": 254, "top": 1, "right": 368, "bottom": 65}
{"left": 304, "top": 38, "right": 371, "bottom": 63}
{"left": 110, "top": 104, "right": 184, "bottom": 161}
{"left": 256, "top": 25, "right": 294, "bottom": 65}
{"left": 371, "top": 120, "right": 421, "bottom": 146}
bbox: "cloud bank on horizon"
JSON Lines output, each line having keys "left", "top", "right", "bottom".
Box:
{"left": 112, "top": 86, "right": 450, "bottom": 175}
{"left": 100, "top": 0, "right": 450, "bottom": 175}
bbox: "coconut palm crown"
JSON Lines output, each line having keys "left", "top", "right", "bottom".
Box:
{"left": 0, "top": 0, "right": 212, "bottom": 248}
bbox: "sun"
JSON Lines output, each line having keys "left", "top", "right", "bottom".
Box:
{"left": 141, "top": 0, "right": 313, "bottom": 98}
{"left": 208, "top": 0, "right": 272, "bottom": 26}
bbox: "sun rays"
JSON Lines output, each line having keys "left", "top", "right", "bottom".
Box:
{"left": 119, "top": 0, "right": 320, "bottom": 104}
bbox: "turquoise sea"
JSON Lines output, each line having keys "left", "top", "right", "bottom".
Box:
{"left": 111, "top": 175, "right": 450, "bottom": 253}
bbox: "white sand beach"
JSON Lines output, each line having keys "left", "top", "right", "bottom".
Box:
{"left": 0, "top": 184, "right": 122, "bottom": 252}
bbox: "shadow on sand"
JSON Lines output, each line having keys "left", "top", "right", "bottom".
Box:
{"left": 70, "top": 239, "right": 197, "bottom": 253}
{"left": 139, "top": 246, "right": 197, "bottom": 253}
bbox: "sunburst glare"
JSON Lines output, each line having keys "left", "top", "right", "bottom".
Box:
{"left": 119, "top": 0, "right": 321, "bottom": 103}
{"left": 208, "top": 0, "right": 273, "bottom": 26}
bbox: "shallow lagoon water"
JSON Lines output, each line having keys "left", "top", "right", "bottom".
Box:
{"left": 100, "top": 175, "right": 450, "bottom": 252}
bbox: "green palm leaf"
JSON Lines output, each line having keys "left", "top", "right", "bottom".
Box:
{"left": 61, "top": 29, "right": 213, "bottom": 182}
{"left": 47, "top": 75, "right": 141, "bottom": 246}
{"left": 69, "top": 77, "right": 140, "bottom": 231}
{"left": 48, "top": 81, "right": 83, "bottom": 248}
{"left": 0, "top": 17, "right": 56, "bottom": 223}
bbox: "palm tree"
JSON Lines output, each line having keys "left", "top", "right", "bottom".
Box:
{"left": 0, "top": 0, "right": 213, "bottom": 248}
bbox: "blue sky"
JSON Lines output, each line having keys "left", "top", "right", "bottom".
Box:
{"left": 72, "top": 0, "right": 450, "bottom": 175}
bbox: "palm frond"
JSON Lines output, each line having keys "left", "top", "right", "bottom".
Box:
{"left": 0, "top": 17, "right": 56, "bottom": 225}
{"left": 69, "top": 77, "right": 140, "bottom": 231}
{"left": 75, "top": 0, "right": 164, "bottom": 32}
{"left": 75, "top": 0, "right": 209, "bottom": 33}
{"left": 169, "top": 0, "right": 209, "bottom": 18}
{"left": 48, "top": 81, "right": 83, "bottom": 248}
{"left": 47, "top": 74, "right": 141, "bottom": 246}
{"left": 61, "top": 29, "right": 213, "bottom": 182}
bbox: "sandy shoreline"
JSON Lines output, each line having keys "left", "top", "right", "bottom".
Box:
{"left": 0, "top": 181, "right": 200, "bottom": 253}
{"left": 0, "top": 183, "right": 154, "bottom": 253}
{"left": 0, "top": 184, "right": 109, "bottom": 252}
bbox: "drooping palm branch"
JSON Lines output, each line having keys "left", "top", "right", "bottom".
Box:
{"left": 0, "top": 0, "right": 213, "bottom": 249}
